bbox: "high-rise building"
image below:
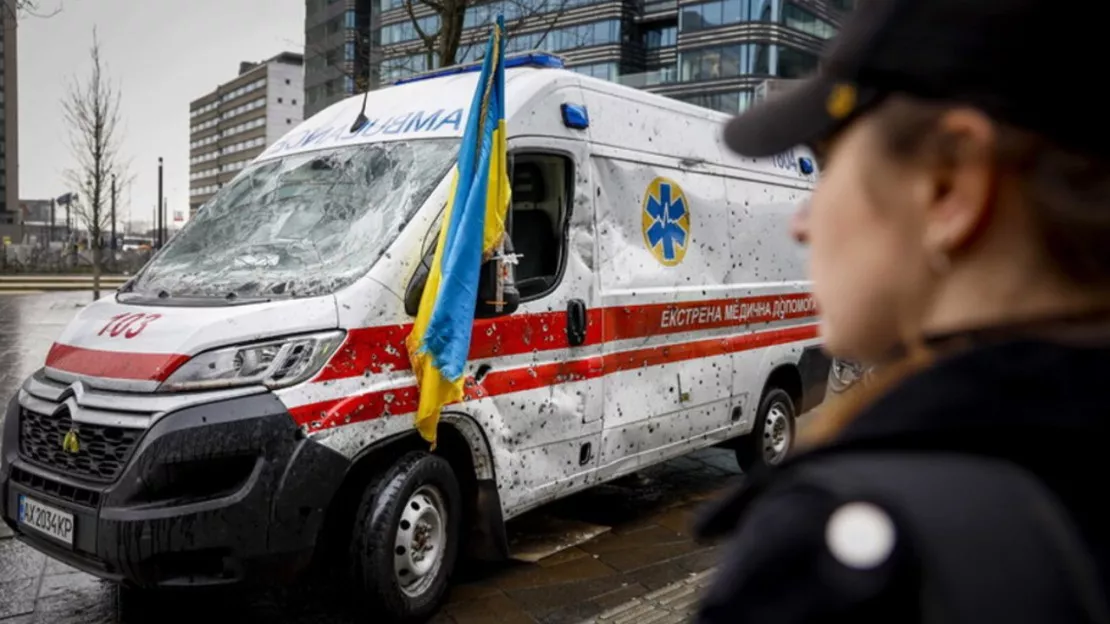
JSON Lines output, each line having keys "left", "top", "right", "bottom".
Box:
{"left": 1, "top": 0, "right": 19, "bottom": 224}
{"left": 304, "top": 0, "right": 851, "bottom": 118}
{"left": 304, "top": 0, "right": 374, "bottom": 118}
{"left": 188, "top": 52, "right": 305, "bottom": 217}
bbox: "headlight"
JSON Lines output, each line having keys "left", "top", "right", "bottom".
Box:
{"left": 827, "top": 358, "right": 865, "bottom": 394}
{"left": 160, "top": 331, "right": 346, "bottom": 392}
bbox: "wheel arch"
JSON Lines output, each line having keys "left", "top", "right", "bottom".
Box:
{"left": 764, "top": 363, "right": 803, "bottom": 410}
{"left": 316, "top": 414, "right": 509, "bottom": 567}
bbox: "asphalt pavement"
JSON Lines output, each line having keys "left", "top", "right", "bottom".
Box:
{"left": 0, "top": 291, "right": 736, "bottom": 624}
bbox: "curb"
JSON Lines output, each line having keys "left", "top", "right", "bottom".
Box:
{"left": 579, "top": 568, "right": 716, "bottom": 624}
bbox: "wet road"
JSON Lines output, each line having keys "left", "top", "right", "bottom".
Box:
{"left": 0, "top": 292, "right": 743, "bottom": 624}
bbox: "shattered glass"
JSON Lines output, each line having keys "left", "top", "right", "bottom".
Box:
{"left": 130, "top": 139, "right": 460, "bottom": 301}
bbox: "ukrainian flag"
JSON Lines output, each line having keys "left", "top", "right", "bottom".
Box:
{"left": 406, "top": 16, "right": 512, "bottom": 446}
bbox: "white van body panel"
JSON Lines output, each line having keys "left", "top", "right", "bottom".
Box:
{"left": 45, "top": 296, "right": 339, "bottom": 394}
{"left": 39, "top": 66, "right": 819, "bottom": 521}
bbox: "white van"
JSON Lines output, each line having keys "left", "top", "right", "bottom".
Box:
{"left": 1, "top": 53, "right": 828, "bottom": 620}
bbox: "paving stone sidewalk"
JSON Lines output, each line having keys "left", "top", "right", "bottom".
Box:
{"left": 581, "top": 568, "right": 715, "bottom": 624}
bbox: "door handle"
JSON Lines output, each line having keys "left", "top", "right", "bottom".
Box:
{"left": 566, "top": 299, "right": 587, "bottom": 347}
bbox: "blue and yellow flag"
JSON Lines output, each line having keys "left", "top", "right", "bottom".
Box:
{"left": 406, "top": 16, "right": 512, "bottom": 446}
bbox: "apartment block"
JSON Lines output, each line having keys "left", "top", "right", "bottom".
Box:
{"left": 1, "top": 0, "right": 18, "bottom": 226}
{"left": 188, "top": 52, "right": 304, "bottom": 217}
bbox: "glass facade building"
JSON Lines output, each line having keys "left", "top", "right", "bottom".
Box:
{"left": 304, "top": 0, "right": 376, "bottom": 117}
{"left": 304, "top": 0, "right": 851, "bottom": 117}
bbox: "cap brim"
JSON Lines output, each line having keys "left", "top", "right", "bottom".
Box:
{"left": 724, "top": 76, "right": 849, "bottom": 158}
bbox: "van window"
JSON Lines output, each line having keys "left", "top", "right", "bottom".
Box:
{"left": 509, "top": 153, "right": 571, "bottom": 300}
{"left": 127, "top": 139, "right": 459, "bottom": 302}
{"left": 403, "top": 152, "right": 572, "bottom": 315}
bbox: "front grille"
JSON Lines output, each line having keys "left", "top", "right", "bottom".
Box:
{"left": 18, "top": 407, "right": 142, "bottom": 482}
{"left": 10, "top": 466, "right": 101, "bottom": 507}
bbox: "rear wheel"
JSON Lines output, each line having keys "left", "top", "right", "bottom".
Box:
{"left": 734, "top": 388, "right": 797, "bottom": 472}
{"left": 349, "top": 451, "right": 461, "bottom": 622}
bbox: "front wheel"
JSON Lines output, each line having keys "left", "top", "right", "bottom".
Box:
{"left": 349, "top": 451, "right": 461, "bottom": 622}
{"left": 734, "top": 388, "right": 797, "bottom": 472}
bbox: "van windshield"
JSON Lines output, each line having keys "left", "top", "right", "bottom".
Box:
{"left": 127, "top": 139, "right": 458, "bottom": 301}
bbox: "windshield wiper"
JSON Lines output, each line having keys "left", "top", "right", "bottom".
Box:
{"left": 117, "top": 289, "right": 280, "bottom": 307}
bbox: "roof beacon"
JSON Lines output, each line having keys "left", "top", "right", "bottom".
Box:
{"left": 394, "top": 51, "right": 566, "bottom": 86}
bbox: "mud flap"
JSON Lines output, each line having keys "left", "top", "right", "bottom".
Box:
{"left": 467, "top": 479, "right": 510, "bottom": 561}
{"left": 797, "top": 346, "right": 832, "bottom": 414}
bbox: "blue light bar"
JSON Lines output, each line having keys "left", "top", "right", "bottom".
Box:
{"left": 561, "top": 103, "right": 589, "bottom": 130}
{"left": 799, "top": 157, "right": 815, "bottom": 175}
{"left": 393, "top": 52, "right": 566, "bottom": 86}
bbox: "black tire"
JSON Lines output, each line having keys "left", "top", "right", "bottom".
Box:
{"left": 118, "top": 586, "right": 207, "bottom": 623}
{"left": 117, "top": 585, "right": 158, "bottom": 624}
{"left": 734, "top": 388, "right": 797, "bottom": 472}
{"left": 349, "top": 451, "right": 461, "bottom": 622}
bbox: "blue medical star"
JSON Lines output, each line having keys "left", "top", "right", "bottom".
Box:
{"left": 645, "top": 183, "right": 688, "bottom": 261}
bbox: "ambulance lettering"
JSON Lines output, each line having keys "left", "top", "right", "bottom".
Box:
{"left": 660, "top": 305, "right": 722, "bottom": 329}
{"left": 772, "top": 149, "right": 799, "bottom": 172}
{"left": 97, "top": 313, "right": 162, "bottom": 339}
{"left": 264, "top": 107, "right": 466, "bottom": 157}
{"left": 655, "top": 294, "right": 817, "bottom": 333}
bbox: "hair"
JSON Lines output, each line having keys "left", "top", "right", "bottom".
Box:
{"left": 798, "top": 95, "right": 1110, "bottom": 448}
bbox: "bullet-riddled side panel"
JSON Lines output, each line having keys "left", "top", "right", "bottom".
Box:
{"left": 592, "top": 153, "right": 736, "bottom": 478}
{"left": 594, "top": 155, "right": 732, "bottom": 293}
{"left": 724, "top": 178, "right": 809, "bottom": 286}
{"left": 725, "top": 177, "right": 814, "bottom": 427}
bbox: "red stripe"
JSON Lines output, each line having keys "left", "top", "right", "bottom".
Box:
{"left": 316, "top": 293, "right": 815, "bottom": 382}
{"left": 45, "top": 294, "right": 816, "bottom": 388}
{"left": 290, "top": 323, "right": 819, "bottom": 430}
{"left": 45, "top": 343, "right": 190, "bottom": 382}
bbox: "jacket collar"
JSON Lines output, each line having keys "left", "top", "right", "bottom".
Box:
{"left": 694, "top": 311, "right": 1110, "bottom": 540}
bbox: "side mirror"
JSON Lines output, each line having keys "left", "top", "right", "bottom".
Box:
{"left": 404, "top": 250, "right": 433, "bottom": 316}
{"left": 475, "top": 235, "right": 520, "bottom": 318}
{"left": 404, "top": 234, "right": 520, "bottom": 318}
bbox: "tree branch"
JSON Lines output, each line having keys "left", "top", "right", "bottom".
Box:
{"left": 62, "top": 27, "right": 126, "bottom": 242}
{"left": 404, "top": 0, "right": 439, "bottom": 49}
{"left": 3, "top": 0, "right": 64, "bottom": 20}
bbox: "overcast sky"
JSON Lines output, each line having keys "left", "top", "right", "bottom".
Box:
{"left": 19, "top": 0, "right": 305, "bottom": 231}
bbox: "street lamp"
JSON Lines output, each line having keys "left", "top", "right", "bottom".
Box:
{"left": 111, "top": 174, "right": 117, "bottom": 251}
{"left": 157, "top": 158, "right": 164, "bottom": 248}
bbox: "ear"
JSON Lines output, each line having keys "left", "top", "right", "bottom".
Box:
{"left": 922, "top": 108, "right": 998, "bottom": 257}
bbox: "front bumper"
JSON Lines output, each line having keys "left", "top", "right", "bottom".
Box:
{"left": 0, "top": 385, "right": 349, "bottom": 588}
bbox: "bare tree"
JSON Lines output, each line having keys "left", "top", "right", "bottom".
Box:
{"left": 2, "top": 0, "right": 63, "bottom": 19}
{"left": 62, "top": 27, "right": 124, "bottom": 300}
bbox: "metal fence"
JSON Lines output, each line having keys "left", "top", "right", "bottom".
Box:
{"left": 0, "top": 244, "right": 152, "bottom": 276}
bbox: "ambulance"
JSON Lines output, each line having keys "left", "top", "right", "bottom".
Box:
{"left": 1, "top": 53, "right": 828, "bottom": 620}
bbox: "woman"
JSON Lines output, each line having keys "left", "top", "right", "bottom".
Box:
{"left": 695, "top": 0, "right": 1110, "bottom": 621}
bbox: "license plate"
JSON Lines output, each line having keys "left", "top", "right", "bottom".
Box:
{"left": 17, "top": 494, "right": 75, "bottom": 547}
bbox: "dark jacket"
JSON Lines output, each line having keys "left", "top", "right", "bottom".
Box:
{"left": 694, "top": 323, "right": 1110, "bottom": 623}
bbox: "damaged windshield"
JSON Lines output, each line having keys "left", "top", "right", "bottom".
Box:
{"left": 128, "top": 139, "right": 459, "bottom": 301}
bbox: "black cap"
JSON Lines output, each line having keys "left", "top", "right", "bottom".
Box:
{"left": 725, "top": 0, "right": 1101, "bottom": 158}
